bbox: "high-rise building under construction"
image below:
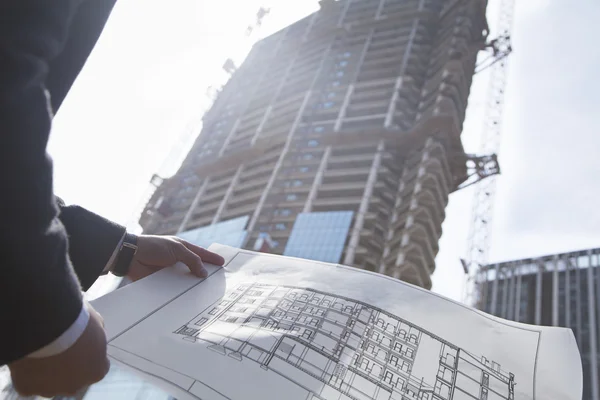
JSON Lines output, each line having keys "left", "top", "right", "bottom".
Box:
{"left": 140, "top": 0, "right": 489, "bottom": 289}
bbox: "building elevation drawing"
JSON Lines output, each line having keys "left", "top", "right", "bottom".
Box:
{"left": 175, "top": 283, "right": 516, "bottom": 400}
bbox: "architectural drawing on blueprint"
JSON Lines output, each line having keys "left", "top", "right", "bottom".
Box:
{"left": 174, "top": 283, "right": 516, "bottom": 400}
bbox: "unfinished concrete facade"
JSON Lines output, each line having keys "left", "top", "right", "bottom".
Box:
{"left": 140, "top": 0, "right": 488, "bottom": 289}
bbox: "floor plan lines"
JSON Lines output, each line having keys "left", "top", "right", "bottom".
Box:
{"left": 174, "top": 284, "right": 516, "bottom": 400}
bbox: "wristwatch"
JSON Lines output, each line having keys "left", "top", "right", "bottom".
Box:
{"left": 111, "top": 233, "right": 138, "bottom": 277}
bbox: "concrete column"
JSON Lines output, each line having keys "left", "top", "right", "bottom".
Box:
{"left": 271, "top": 26, "right": 290, "bottom": 55}
{"left": 576, "top": 258, "right": 583, "bottom": 346}
{"left": 385, "top": 77, "right": 404, "bottom": 128}
{"left": 222, "top": 26, "right": 290, "bottom": 155}
{"left": 480, "top": 269, "right": 490, "bottom": 311}
{"left": 335, "top": 85, "right": 354, "bottom": 132}
{"left": 401, "top": 19, "right": 419, "bottom": 73}
{"left": 251, "top": 106, "right": 273, "bottom": 146}
{"left": 375, "top": 0, "right": 386, "bottom": 19}
{"left": 176, "top": 178, "right": 210, "bottom": 234}
{"left": 412, "top": 272, "right": 425, "bottom": 289}
{"left": 384, "top": 18, "right": 418, "bottom": 128}
{"left": 218, "top": 119, "right": 241, "bottom": 157}
{"left": 490, "top": 264, "right": 499, "bottom": 315}
{"left": 244, "top": 90, "right": 313, "bottom": 241}
{"left": 387, "top": 139, "right": 443, "bottom": 279}
{"left": 552, "top": 256, "right": 559, "bottom": 326}
{"left": 337, "top": 0, "right": 352, "bottom": 27}
{"left": 303, "top": 146, "right": 331, "bottom": 213}
{"left": 302, "top": 12, "right": 318, "bottom": 43}
{"left": 344, "top": 140, "right": 385, "bottom": 266}
{"left": 378, "top": 168, "right": 409, "bottom": 275}
{"left": 535, "top": 263, "right": 543, "bottom": 325}
{"left": 507, "top": 265, "right": 515, "bottom": 321}
{"left": 501, "top": 268, "right": 509, "bottom": 319}
{"left": 251, "top": 53, "right": 300, "bottom": 146}
{"left": 514, "top": 271, "right": 522, "bottom": 322}
{"left": 242, "top": 44, "right": 334, "bottom": 246}
{"left": 565, "top": 258, "right": 571, "bottom": 328}
{"left": 335, "top": 31, "right": 372, "bottom": 132}
{"left": 596, "top": 252, "right": 600, "bottom": 359}
{"left": 587, "top": 251, "right": 599, "bottom": 400}
{"left": 378, "top": 257, "right": 388, "bottom": 275}
{"left": 212, "top": 165, "right": 243, "bottom": 225}
{"left": 354, "top": 30, "right": 373, "bottom": 74}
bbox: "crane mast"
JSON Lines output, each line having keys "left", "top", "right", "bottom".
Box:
{"left": 462, "top": 0, "right": 515, "bottom": 306}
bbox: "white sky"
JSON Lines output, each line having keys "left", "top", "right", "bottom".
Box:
{"left": 50, "top": 0, "right": 600, "bottom": 303}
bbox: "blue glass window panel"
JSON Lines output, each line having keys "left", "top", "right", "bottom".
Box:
{"left": 283, "top": 211, "right": 353, "bottom": 263}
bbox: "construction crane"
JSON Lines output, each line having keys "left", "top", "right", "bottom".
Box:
{"left": 461, "top": 0, "right": 516, "bottom": 306}
{"left": 127, "top": 6, "right": 271, "bottom": 231}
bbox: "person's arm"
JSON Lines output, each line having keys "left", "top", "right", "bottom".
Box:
{"left": 1, "top": 1, "right": 109, "bottom": 395}
{"left": 0, "top": 0, "right": 87, "bottom": 365}
{"left": 56, "top": 198, "right": 126, "bottom": 291}
{"left": 47, "top": 0, "right": 123, "bottom": 292}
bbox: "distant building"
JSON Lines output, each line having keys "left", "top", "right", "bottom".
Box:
{"left": 479, "top": 248, "right": 600, "bottom": 400}
{"left": 140, "top": 0, "right": 489, "bottom": 289}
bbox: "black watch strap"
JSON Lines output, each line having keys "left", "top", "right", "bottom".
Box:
{"left": 111, "top": 233, "right": 138, "bottom": 277}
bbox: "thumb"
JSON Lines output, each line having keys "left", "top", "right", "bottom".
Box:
{"left": 172, "top": 243, "right": 208, "bottom": 278}
{"left": 85, "top": 301, "right": 105, "bottom": 328}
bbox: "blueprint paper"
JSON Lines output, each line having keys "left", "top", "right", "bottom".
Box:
{"left": 91, "top": 245, "right": 582, "bottom": 400}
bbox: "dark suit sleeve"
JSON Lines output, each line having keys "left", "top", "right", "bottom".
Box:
{"left": 56, "top": 198, "right": 126, "bottom": 291}
{"left": 49, "top": 0, "right": 123, "bottom": 292}
{"left": 46, "top": 0, "right": 118, "bottom": 113}
{"left": 0, "top": 0, "right": 85, "bottom": 365}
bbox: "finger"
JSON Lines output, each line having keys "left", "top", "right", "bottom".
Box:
{"left": 172, "top": 243, "right": 208, "bottom": 278}
{"left": 178, "top": 240, "right": 225, "bottom": 266}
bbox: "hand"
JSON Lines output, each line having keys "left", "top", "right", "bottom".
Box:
{"left": 8, "top": 303, "right": 109, "bottom": 397}
{"left": 127, "top": 235, "right": 225, "bottom": 282}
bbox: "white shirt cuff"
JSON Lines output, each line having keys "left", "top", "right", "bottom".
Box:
{"left": 27, "top": 303, "right": 90, "bottom": 358}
